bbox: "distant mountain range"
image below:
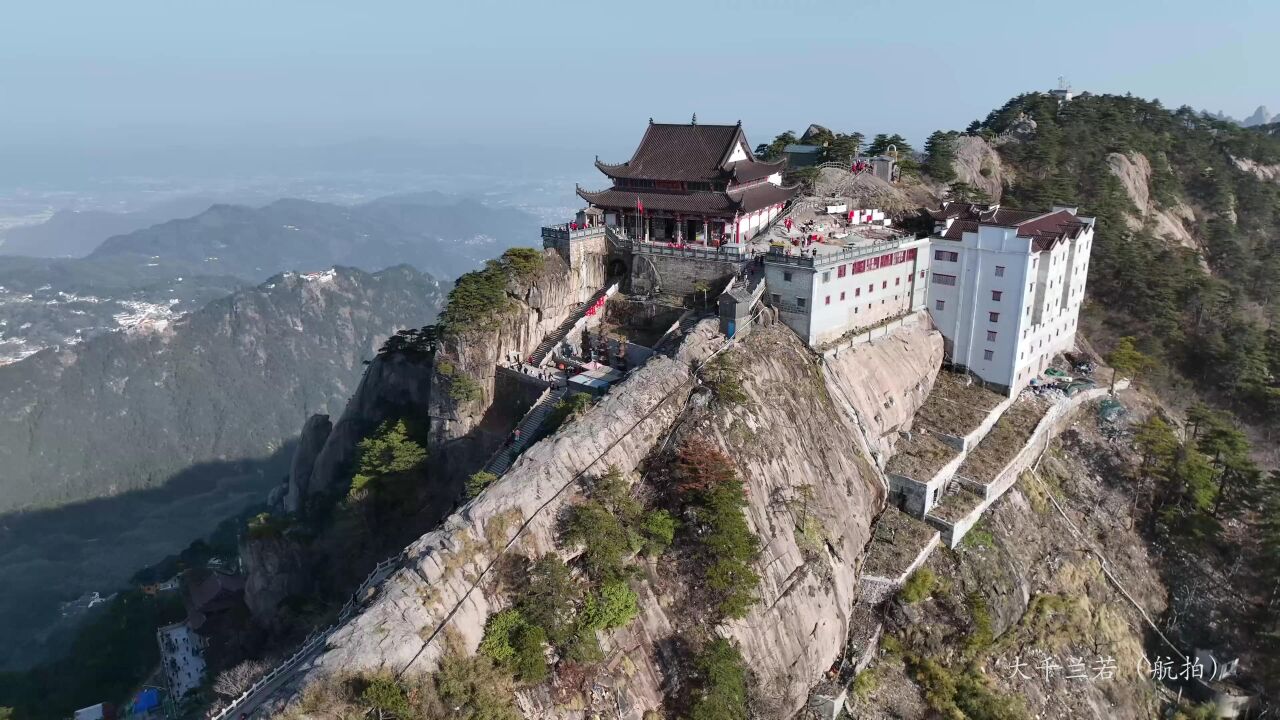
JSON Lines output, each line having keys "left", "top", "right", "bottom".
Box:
{"left": 0, "top": 196, "right": 235, "bottom": 259}
{"left": 1204, "top": 104, "right": 1275, "bottom": 127}
{"left": 0, "top": 264, "right": 444, "bottom": 514}
{"left": 0, "top": 193, "right": 538, "bottom": 361}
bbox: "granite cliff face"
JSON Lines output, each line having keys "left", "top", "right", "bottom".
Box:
{"left": 283, "top": 351, "right": 436, "bottom": 514}
{"left": 279, "top": 242, "right": 609, "bottom": 514}
{"left": 427, "top": 240, "right": 609, "bottom": 473}
{"left": 0, "top": 265, "right": 444, "bottom": 513}
{"left": 273, "top": 319, "right": 943, "bottom": 718}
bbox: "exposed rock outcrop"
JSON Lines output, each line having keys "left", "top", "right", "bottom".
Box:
{"left": 242, "top": 531, "right": 311, "bottom": 632}
{"left": 282, "top": 414, "right": 332, "bottom": 513}
{"left": 287, "top": 351, "right": 435, "bottom": 513}
{"left": 822, "top": 321, "right": 945, "bottom": 462}
{"left": 1233, "top": 155, "right": 1280, "bottom": 184}
{"left": 951, "top": 135, "right": 1006, "bottom": 202}
{"left": 1105, "top": 151, "right": 1198, "bottom": 249}
{"left": 427, "top": 241, "right": 608, "bottom": 476}
{"left": 278, "top": 321, "right": 944, "bottom": 719}
{"left": 305, "top": 329, "right": 713, "bottom": 711}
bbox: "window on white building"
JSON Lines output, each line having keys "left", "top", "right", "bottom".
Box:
{"left": 825, "top": 296, "right": 831, "bottom": 305}
{"left": 838, "top": 265, "right": 847, "bottom": 278}
{"left": 934, "top": 249, "right": 958, "bottom": 262}
{"left": 932, "top": 273, "right": 957, "bottom": 286}
{"left": 935, "top": 299, "right": 945, "bottom": 310}
{"left": 989, "top": 312, "right": 1000, "bottom": 322}
{"left": 771, "top": 293, "right": 780, "bottom": 304}
{"left": 797, "top": 297, "right": 806, "bottom": 308}
{"left": 783, "top": 271, "right": 792, "bottom": 282}
{"left": 992, "top": 290, "right": 1002, "bottom": 301}
{"left": 995, "top": 266, "right": 1005, "bottom": 277}
{"left": 840, "top": 291, "right": 846, "bottom": 300}
{"left": 987, "top": 330, "right": 997, "bottom": 341}
{"left": 822, "top": 271, "right": 830, "bottom": 283}
{"left": 983, "top": 349, "right": 994, "bottom": 361}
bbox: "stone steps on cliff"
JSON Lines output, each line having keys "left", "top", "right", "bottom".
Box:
{"left": 483, "top": 386, "right": 568, "bottom": 475}
{"left": 528, "top": 287, "right": 611, "bottom": 366}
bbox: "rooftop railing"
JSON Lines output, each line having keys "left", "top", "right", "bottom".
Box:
{"left": 541, "top": 224, "right": 607, "bottom": 242}
{"left": 631, "top": 241, "right": 748, "bottom": 260}
{"left": 762, "top": 236, "right": 909, "bottom": 269}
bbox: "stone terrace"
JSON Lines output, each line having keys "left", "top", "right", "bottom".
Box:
{"left": 913, "top": 370, "right": 1007, "bottom": 439}
{"left": 956, "top": 395, "right": 1052, "bottom": 484}
{"left": 884, "top": 430, "right": 958, "bottom": 482}
{"left": 861, "top": 507, "right": 939, "bottom": 580}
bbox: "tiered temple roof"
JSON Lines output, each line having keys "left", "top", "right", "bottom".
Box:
{"left": 578, "top": 120, "right": 799, "bottom": 216}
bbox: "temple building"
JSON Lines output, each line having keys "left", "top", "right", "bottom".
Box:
{"left": 577, "top": 119, "right": 799, "bottom": 246}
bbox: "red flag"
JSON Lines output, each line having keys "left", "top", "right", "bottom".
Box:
{"left": 636, "top": 196, "right": 644, "bottom": 214}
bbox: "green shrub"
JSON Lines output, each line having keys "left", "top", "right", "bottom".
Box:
{"left": 479, "top": 608, "right": 526, "bottom": 666}
{"left": 500, "top": 247, "right": 546, "bottom": 279}
{"left": 428, "top": 651, "right": 521, "bottom": 720}
{"left": 448, "top": 373, "right": 483, "bottom": 404}
{"left": 479, "top": 608, "right": 548, "bottom": 684}
{"left": 900, "top": 569, "right": 936, "bottom": 604}
{"left": 360, "top": 675, "right": 411, "bottom": 719}
{"left": 466, "top": 470, "right": 498, "bottom": 499}
{"left": 909, "top": 656, "right": 1029, "bottom": 720}
{"left": 964, "top": 592, "right": 994, "bottom": 657}
{"left": 545, "top": 392, "right": 595, "bottom": 435}
{"left": 510, "top": 624, "right": 550, "bottom": 683}
{"left": 962, "top": 523, "right": 995, "bottom": 549}
{"left": 564, "top": 624, "right": 605, "bottom": 665}
{"left": 564, "top": 468, "right": 646, "bottom": 580}
{"left": 701, "top": 354, "right": 749, "bottom": 404}
{"left": 581, "top": 578, "right": 639, "bottom": 631}
{"left": 246, "top": 511, "right": 290, "bottom": 539}
{"left": 640, "top": 509, "right": 677, "bottom": 556}
{"left": 687, "top": 638, "right": 749, "bottom": 720}
{"left": 517, "top": 555, "right": 579, "bottom": 646}
{"left": 850, "top": 668, "right": 878, "bottom": 699}
{"left": 563, "top": 502, "right": 632, "bottom": 581}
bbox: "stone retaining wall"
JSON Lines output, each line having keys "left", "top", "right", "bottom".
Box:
{"left": 935, "top": 385, "right": 1116, "bottom": 547}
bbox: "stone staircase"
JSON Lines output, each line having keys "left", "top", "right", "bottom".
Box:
{"left": 482, "top": 386, "right": 568, "bottom": 476}
{"left": 923, "top": 481, "right": 985, "bottom": 531}
{"left": 528, "top": 287, "right": 611, "bottom": 367}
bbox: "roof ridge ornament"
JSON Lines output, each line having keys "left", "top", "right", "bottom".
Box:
{"left": 691, "top": 113, "right": 697, "bottom": 125}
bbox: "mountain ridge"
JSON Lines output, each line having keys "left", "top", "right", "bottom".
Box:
{"left": 0, "top": 263, "right": 444, "bottom": 514}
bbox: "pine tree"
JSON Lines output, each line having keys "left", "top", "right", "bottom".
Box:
{"left": 922, "top": 131, "right": 958, "bottom": 182}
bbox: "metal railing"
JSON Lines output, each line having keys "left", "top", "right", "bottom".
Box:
{"left": 630, "top": 241, "right": 747, "bottom": 260}
{"left": 208, "top": 549, "right": 408, "bottom": 720}
{"left": 540, "top": 224, "right": 607, "bottom": 242}
{"left": 762, "top": 236, "right": 908, "bottom": 269}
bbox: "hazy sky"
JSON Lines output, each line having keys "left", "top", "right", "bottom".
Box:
{"left": 2, "top": 0, "right": 1277, "bottom": 165}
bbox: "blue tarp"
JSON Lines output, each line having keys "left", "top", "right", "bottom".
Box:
{"left": 131, "top": 689, "right": 160, "bottom": 714}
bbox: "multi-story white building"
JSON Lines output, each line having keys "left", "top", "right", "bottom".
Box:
{"left": 763, "top": 233, "right": 931, "bottom": 347}
{"left": 926, "top": 203, "right": 1094, "bottom": 394}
